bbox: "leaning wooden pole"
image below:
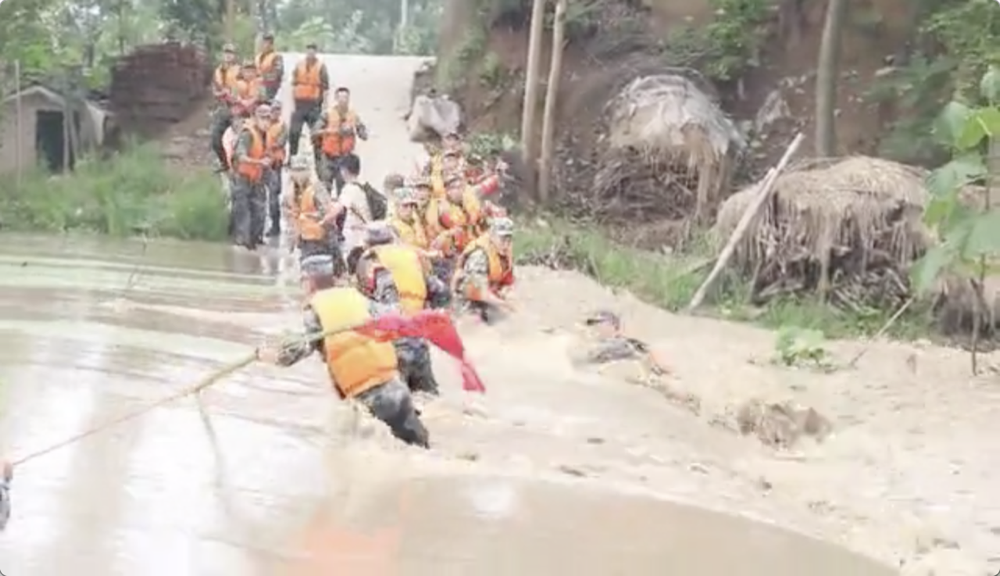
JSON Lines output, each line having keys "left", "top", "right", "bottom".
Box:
{"left": 687, "top": 132, "right": 804, "bottom": 310}
{"left": 519, "top": 0, "right": 547, "bottom": 199}
{"left": 537, "top": 0, "right": 566, "bottom": 205}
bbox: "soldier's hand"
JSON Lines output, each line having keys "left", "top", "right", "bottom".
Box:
{"left": 255, "top": 347, "right": 279, "bottom": 364}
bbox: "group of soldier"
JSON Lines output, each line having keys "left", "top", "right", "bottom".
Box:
{"left": 206, "top": 35, "right": 518, "bottom": 449}
{"left": 206, "top": 34, "right": 667, "bottom": 454}
{"left": 210, "top": 36, "right": 368, "bottom": 250}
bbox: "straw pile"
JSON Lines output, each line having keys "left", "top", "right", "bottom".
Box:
{"left": 714, "top": 156, "right": 933, "bottom": 311}
{"left": 578, "top": 73, "right": 745, "bottom": 224}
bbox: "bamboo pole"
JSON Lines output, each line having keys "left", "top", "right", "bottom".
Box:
{"left": 687, "top": 133, "right": 804, "bottom": 310}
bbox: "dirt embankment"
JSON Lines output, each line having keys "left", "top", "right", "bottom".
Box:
{"left": 440, "top": 0, "right": 918, "bottom": 182}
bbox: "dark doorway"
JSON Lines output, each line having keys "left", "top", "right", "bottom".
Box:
{"left": 35, "top": 110, "right": 80, "bottom": 172}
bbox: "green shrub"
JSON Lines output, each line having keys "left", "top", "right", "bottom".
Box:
{"left": 0, "top": 143, "right": 229, "bottom": 241}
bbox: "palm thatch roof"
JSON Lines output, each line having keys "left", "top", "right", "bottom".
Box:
{"left": 714, "top": 156, "right": 933, "bottom": 310}
{"left": 586, "top": 73, "right": 746, "bottom": 225}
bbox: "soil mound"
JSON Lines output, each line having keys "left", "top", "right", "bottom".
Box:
{"left": 714, "top": 156, "right": 932, "bottom": 310}
{"left": 589, "top": 73, "right": 745, "bottom": 224}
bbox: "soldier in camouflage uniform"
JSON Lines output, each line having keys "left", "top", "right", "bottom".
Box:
{"left": 255, "top": 32, "right": 285, "bottom": 102}
{"left": 265, "top": 101, "right": 288, "bottom": 238}
{"left": 230, "top": 104, "right": 272, "bottom": 249}
{"left": 572, "top": 310, "right": 671, "bottom": 377}
{"left": 353, "top": 222, "right": 450, "bottom": 395}
{"left": 452, "top": 216, "right": 516, "bottom": 324}
{"left": 210, "top": 43, "right": 240, "bottom": 171}
{"left": 257, "top": 254, "right": 430, "bottom": 448}
{"left": 284, "top": 155, "right": 345, "bottom": 276}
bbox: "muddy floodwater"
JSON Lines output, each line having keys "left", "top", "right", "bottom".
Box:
{"left": 0, "top": 234, "right": 898, "bottom": 575}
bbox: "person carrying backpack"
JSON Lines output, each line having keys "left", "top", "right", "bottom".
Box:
{"left": 337, "top": 153, "right": 388, "bottom": 268}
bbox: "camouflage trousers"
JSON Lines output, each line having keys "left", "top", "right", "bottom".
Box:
{"left": 229, "top": 175, "right": 267, "bottom": 249}
{"left": 355, "top": 377, "right": 429, "bottom": 448}
{"left": 264, "top": 166, "right": 283, "bottom": 235}
{"left": 395, "top": 338, "right": 439, "bottom": 395}
{"left": 209, "top": 108, "right": 233, "bottom": 168}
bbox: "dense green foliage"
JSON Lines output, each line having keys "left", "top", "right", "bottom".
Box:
{"left": 0, "top": 144, "right": 229, "bottom": 241}
{"left": 911, "top": 67, "right": 1000, "bottom": 297}
{"left": 0, "top": 0, "right": 443, "bottom": 94}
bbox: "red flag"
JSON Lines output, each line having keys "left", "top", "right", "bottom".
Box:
{"left": 356, "top": 311, "right": 486, "bottom": 393}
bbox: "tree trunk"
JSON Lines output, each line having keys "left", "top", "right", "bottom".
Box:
{"left": 814, "top": 0, "right": 846, "bottom": 157}
{"left": 538, "top": 0, "right": 565, "bottom": 205}
{"left": 520, "top": 0, "right": 547, "bottom": 200}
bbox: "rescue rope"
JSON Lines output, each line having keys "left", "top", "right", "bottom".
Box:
{"left": 11, "top": 352, "right": 257, "bottom": 467}
{"left": 9, "top": 310, "right": 474, "bottom": 468}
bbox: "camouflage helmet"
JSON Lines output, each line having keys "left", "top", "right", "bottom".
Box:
{"left": 364, "top": 221, "right": 395, "bottom": 246}
{"left": 409, "top": 175, "right": 432, "bottom": 189}
{"left": 222, "top": 42, "right": 236, "bottom": 52}
{"left": 489, "top": 216, "right": 514, "bottom": 237}
{"left": 289, "top": 155, "right": 311, "bottom": 171}
{"left": 241, "top": 59, "right": 256, "bottom": 68}
{"left": 583, "top": 309, "right": 621, "bottom": 329}
{"left": 394, "top": 187, "right": 418, "bottom": 205}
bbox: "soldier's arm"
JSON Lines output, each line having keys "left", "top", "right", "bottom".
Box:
{"left": 461, "top": 250, "right": 492, "bottom": 299}
{"left": 319, "top": 65, "right": 330, "bottom": 101}
{"left": 356, "top": 116, "right": 368, "bottom": 140}
{"left": 315, "top": 183, "right": 343, "bottom": 224}
{"left": 274, "top": 125, "right": 289, "bottom": 148}
{"left": 231, "top": 129, "right": 252, "bottom": 163}
{"left": 272, "top": 54, "right": 285, "bottom": 81}
{"left": 584, "top": 337, "right": 642, "bottom": 365}
{"left": 274, "top": 306, "right": 325, "bottom": 366}
{"left": 425, "top": 272, "right": 451, "bottom": 309}
{"left": 312, "top": 111, "right": 329, "bottom": 134}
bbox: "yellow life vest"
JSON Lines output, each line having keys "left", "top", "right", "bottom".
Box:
{"left": 310, "top": 287, "right": 398, "bottom": 398}
{"left": 372, "top": 245, "right": 428, "bottom": 314}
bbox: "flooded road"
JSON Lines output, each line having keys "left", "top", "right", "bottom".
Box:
{"left": 0, "top": 235, "right": 897, "bottom": 575}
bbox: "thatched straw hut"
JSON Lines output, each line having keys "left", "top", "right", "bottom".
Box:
{"left": 587, "top": 73, "right": 745, "bottom": 224}
{"left": 714, "top": 156, "right": 933, "bottom": 311}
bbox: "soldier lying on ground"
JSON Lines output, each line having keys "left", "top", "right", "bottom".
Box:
{"left": 574, "top": 310, "right": 671, "bottom": 377}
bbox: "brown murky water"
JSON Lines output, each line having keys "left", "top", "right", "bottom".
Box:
{"left": 0, "top": 234, "right": 896, "bottom": 575}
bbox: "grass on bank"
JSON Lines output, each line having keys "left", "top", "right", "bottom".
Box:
{"left": 0, "top": 143, "right": 229, "bottom": 241}
{"left": 515, "top": 218, "right": 933, "bottom": 341}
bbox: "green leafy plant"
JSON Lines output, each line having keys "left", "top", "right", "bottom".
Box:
{"left": 773, "top": 326, "right": 834, "bottom": 370}
{"left": 910, "top": 66, "right": 1000, "bottom": 373}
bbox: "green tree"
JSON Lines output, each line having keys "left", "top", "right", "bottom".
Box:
{"left": 911, "top": 67, "right": 1000, "bottom": 373}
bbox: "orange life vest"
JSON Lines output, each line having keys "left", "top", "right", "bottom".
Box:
{"left": 371, "top": 244, "right": 427, "bottom": 314}
{"left": 235, "top": 125, "right": 267, "bottom": 182}
{"left": 427, "top": 187, "right": 483, "bottom": 254}
{"left": 320, "top": 108, "right": 358, "bottom": 157}
{"left": 231, "top": 79, "right": 260, "bottom": 116}
{"left": 293, "top": 60, "right": 324, "bottom": 101}
{"left": 256, "top": 51, "right": 279, "bottom": 78}
{"left": 390, "top": 216, "right": 429, "bottom": 249}
{"left": 310, "top": 287, "right": 398, "bottom": 398}
{"left": 267, "top": 121, "right": 287, "bottom": 164}
{"left": 294, "top": 184, "right": 326, "bottom": 241}
{"left": 454, "top": 234, "right": 514, "bottom": 302}
{"left": 213, "top": 64, "right": 240, "bottom": 95}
